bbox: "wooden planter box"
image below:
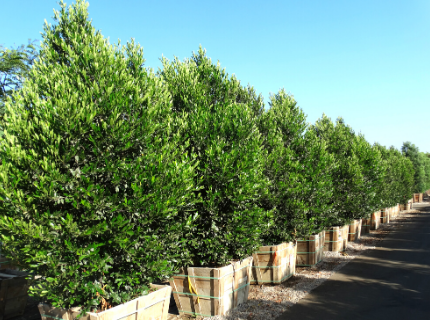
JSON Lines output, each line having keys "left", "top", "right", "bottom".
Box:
{"left": 361, "top": 218, "right": 371, "bottom": 234}
{"left": 324, "top": 225, "right": 349, "bottom": 252}
{"left": 38, "top": 284, "right": 171, "bottom": 320}
{"left": 0, "top": 269, "right": 30, "bottom": 320}
{"left": 380, "top": 208, "right": 390, "bottom": 224}
{"left": 251, "top": 242, "right": 296, "bottom": 284}
{"left": 413, "top": 193, "right": 423, "bottom": 203}
{"left": 371, "top": 211, "right": 381, "bottom": 230}
{"left": 348, "top": 219, "right": 362, "bottom": 242}
{"left": 296, "top": 230, "right": 325, "bottom": 267}
{"left": 170, "top": 257, "right": 252, "bottom": 317}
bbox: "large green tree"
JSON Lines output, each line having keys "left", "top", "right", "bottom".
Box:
{"left": 311, "top": 115, "right": 365, "bottom": 225}
{"left": 157, "top": 46, "right": 270, "bottom": 267}
{"left": 353, "top": 135, "right": 384, "bottom": 215}
{"left": 374, "top": 144, "right": 414, "bottom": 207}
{"left": 257, "top": 89, "right": 334, "bottom": 243}
{"left": 0, "top": 0, "right": 200, "bottom": 317}
{"left": 402, "top": 141, "right": 427, "bottom": 192}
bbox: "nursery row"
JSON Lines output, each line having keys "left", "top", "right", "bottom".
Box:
{"left": 3, "top": 201, "right": 427, "bottom": 319}
{"left": 0, "top": 1, "right": 420, "bottom": 319}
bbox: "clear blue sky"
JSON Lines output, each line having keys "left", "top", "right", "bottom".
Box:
{"left": 2, "top": 0, "right": 429, "bottom": 152}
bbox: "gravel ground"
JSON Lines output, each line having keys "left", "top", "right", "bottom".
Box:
{"left": 169, "top": 208, "right": 421, "bottom": 320}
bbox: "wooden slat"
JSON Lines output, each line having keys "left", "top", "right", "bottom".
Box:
{"left": 187, "top": 268, "right": 202, "bottom": 317}
{"left": 324, "top": 227, "right": 340, "bottom": 252}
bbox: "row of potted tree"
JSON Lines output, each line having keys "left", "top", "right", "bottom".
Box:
{"left": 0, "top": 0, "right": 417, "bottom": 319}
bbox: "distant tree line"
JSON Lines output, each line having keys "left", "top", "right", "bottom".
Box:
{"left": 402, "top": 141, "right": 430, "bottom": 193}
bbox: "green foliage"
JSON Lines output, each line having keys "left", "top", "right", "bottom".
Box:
{"left": 353, "top": 135, "right": 384, "bottom": 216}
{"left": 257, "top": 89, "right": 334, "bottom": 243}
{"left": 0, "top": 39, "right": 39, "bottom": 133}
{"left": 374, "top": 145, "right": 414, "bottom": 207}
{"left": 311, "top": 115, "right": 365, "bottom": 224}
{"left": 402, "top": 141, "right": 429, "bottom": 193}
{"left": 0, "top": 0, "right": 200, "bottom": 318}
{"left": 396, "top": 149, "right": 415, "bottom": 203}
{"left": 157, "top": 46, "right": 270, "bottom": 267}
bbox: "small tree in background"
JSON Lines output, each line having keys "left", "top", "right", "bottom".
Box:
{"left": 399, "top": 154, "right": 416, "bottom": 201}
{"left": 419, "top": 152, "right": 430, "bottom": 191}
{"left": 402, "top": 141, "right": 427, "bottom": 193}
{"left": 0, "top": 39, "right": 39, "bottom": 134}
{"left": 158, "top": 46, "right": 270, "bottom": 267}
{"left": 0, "top": 0, "right": 200, "bottom": 318}
{"left": 257, "top": 89, "right": 334, "bottom": 243}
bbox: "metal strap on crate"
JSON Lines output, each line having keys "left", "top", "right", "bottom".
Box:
{"left": 172, "top": 263, "right": 250, "bottom": 280}
{"left": 297, "top": 245, "right": 324, "bottom": 254}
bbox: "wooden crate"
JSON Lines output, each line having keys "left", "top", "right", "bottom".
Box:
{"left": 371, "top": 211, "right": 381, "bottom": 230}
{"left": 38, "top": 284, "right": 171, "bottom": 320}
{"left": 324, "top": 225, "right": 349, "bottom": 252}
{"left": 170, "top": 257, "right": 252, "bottom": 317}
{"left": 391, "top": 205, "right": 399, "bottom": 218}
{"left": 0, "top": 269, "right": 30, "bottom": 320}
{"left": 380, "top": 208, "right": 390, "bottom": 224}
{"left": 408, "top": 199, "right": 413, "bottom": 210}
{"left": 296, "top": 230, "right": 325, "bottom": 267}
{"left": 251, "top": 241, "right": 296, "bottom": 284}
{"left": 348, "top": 219, "right": 362, "bottom": 242}
{"left": 413, "top": 193, "right": 423, "bottom": 203}
{"left": 361, "top": 218, "right": 371, "bottom": 234}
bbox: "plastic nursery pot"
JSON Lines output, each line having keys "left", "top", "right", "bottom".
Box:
{"left": 38, "top": 284, "right": 171, "bottom": 320}
{"left": 296, "top": 230, "right": 325, "bottom": 267}
{"left": 169, "top": 257, "right": 252, "bottom": 318}
{"left": 251, "top": 241, "right": 296, "bottom": 284}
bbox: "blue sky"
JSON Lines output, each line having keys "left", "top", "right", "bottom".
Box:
{"left": 2, "top": 0, "right": 429, "bottom": 152}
